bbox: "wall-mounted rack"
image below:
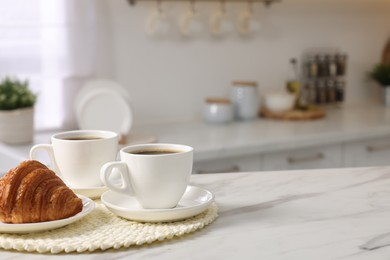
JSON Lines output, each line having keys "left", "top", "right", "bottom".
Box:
{"left": 127, "top": 0, "right": 281, "bottom": 7}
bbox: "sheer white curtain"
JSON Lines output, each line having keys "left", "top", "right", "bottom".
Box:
{"left": 0, "top": 0, "right": 113, "bottom": 130}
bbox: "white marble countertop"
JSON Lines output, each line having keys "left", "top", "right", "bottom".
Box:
{"left": 2, "top": 103, "right": 390, "bottom": 166}
{"left": 1, "top": 166, "right": 390, "bottom": 259}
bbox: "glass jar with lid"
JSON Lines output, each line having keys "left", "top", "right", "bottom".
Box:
{"left": 231, "top": 81, "right": 259, "bottom": 120}
{"left": 203, "top": 98, "right": 234, "bottom": 124}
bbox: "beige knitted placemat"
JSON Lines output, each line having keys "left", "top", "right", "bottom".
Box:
{"left": 0, "top": 202, "right": 218, "bottom": 254}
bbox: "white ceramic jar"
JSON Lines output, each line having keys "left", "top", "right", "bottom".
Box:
{"left": 231, "top": 81, "right": 260, "bottom": 120}
{"left": 203, "top": 98, "right": 234, "bottom": 124}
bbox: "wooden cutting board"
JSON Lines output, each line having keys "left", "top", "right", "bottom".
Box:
{"left": 260, "top": 107, "right": 325, "bottom": 121}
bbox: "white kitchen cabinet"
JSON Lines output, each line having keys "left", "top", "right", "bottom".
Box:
{"left": 193, "top": 154, "right": 262, "bottom": 174}
{"left": 262, "top": 145, "right": 343, "bottom": 171}
{"left": 343, "top": 137, "right": 390, "bottom": 167}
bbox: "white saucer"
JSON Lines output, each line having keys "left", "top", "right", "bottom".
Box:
{"left": 71, "top": 186, "right": 108, "bottom": 200}
{"left": 101, "top": 186, "right": 214, "bottom": 222}
{"left": 67, "top": 171, "right": 121, "bottom": 199}
{"left": 0, "top": 195, "right": 94, "bottom": 234}
{"left": 119, "top": 132, "right": 158, "bottom": 147}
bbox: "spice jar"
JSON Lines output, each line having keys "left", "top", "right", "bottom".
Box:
{"left": 231, "top": 81, "right": 259, "bottom": 120}
{"left": 336, "top": 53, "right": 347, "bottom": 76}
{"left": 326, "top": 80, "right": 336, "bottom": 103}
{"left": 335, "top": 80, "right": 345, "bottom": 102}
{"left": 328, "top": 55, "right": 337, "bottom": 77}
{"left": 307, "top": 55, "right": 318, "bottom": 78}
{"left": 316, "top": 80, "right": 327, "bottom": 104}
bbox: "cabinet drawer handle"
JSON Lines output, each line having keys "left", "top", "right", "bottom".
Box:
{"left": 287, "top": 153, "right": 324, "bottom": 164}
{"left": 366, "top": 144, "right": 390, "bottom": 152}
{"left": 196, "top": 165, "right": 240, "bottom": 174}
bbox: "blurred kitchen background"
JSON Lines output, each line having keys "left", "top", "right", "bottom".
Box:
{"left": 1, "top": 0, "right": 390, "bottom": 174}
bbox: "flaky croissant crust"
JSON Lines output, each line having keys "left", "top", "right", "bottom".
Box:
{"left": 0, "top": 160, "right": 83, "bottom": 223}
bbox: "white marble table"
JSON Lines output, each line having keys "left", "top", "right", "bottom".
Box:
{"left": 1, "top": 166, "right": 390, "bottom": 259}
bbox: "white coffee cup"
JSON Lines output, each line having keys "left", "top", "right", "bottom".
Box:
{"left": 209, "top": 1, "right": 231, "bottom": 36}
{"left": 145, "top": 1, "right": 170, "bottom": 36}
{"left": 209, "top": 9, "right": 226, "bottom": 35}
{"left": 30, "top": 130, "right": 118, "bottom": 188}
{"left": 100, "top": 143, "right": 193, "bottom": 209}
{"left": 237, "top": 2, "right": 261, "bottom": 35}
{"left": 178, "top": 2, "right": 202, "bottom": 36}
{"left": 237, "top": 9, "right": 252, "bottom": 35}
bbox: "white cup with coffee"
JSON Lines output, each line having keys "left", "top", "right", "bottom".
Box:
{"left": 100, "top": 143, "right": 193, "bottom": 209}
{"left": 30, "top": 130, "right": 118, "bottom": 188}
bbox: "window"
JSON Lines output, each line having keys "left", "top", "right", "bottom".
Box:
{"left": 0, "top": 0, "right": 112, "bottom": 130}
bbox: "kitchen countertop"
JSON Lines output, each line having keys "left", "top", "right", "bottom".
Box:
{"left": 136, "top": 104, "right": 390, "bottom": 161}
{"left": 1, "top": 166, "right": 390, "bottom": 259}
{"left": 2, "top": 103, "right": 390, "bottom": 165}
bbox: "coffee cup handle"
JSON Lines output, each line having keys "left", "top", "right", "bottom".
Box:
{"left": 30, "top": 144, "right": 61, "bottom": 177}
{"left": 100, "top": 162, "right": 135, "bottom": 196}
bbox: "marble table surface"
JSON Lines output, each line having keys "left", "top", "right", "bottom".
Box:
{"left": 2, "top": 166, "right": 390, "bottom": 259}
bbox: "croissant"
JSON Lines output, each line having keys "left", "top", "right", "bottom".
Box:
{"left": 0, "top": 160, "right": 83, "bottom": 223}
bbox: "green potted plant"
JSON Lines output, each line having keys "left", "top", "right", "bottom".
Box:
{"left": 0, "top": 77, "right": 37, "bottom": 144}
{"left": 370, "top": 63, "right": 390, "bottom": 106}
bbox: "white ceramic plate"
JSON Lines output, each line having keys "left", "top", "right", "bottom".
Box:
{"left": 0, "top": 195, "right": 95, "bottom": 234}
{"left": 77, "top": 89, "right": 133, "bottom": 135}
{"left": 74, "top": 79, "right": 131, "bottom": 113}
{"left": 101, "top": 186, "right": 214, "bottom": 222}
{"left": 74, "top": 79, "right": 133, "bottom": 136}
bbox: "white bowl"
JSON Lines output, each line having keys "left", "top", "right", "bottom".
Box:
{"left": 263, "top": 92, "right": 296, "bottom": 113}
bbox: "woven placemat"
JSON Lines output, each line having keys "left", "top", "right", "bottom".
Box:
{"left": 0, "top": 202, "right": 218, "bottom": 254}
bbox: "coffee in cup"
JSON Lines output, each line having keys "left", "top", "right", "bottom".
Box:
{"left": 128, "top": 148, "right": 183, "bottom": 155}
{"left": 100, "top": 143, "right": 193, "bottom": 209}
{"left": 30, "top": 130, "right": 118, "bottom": 188}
